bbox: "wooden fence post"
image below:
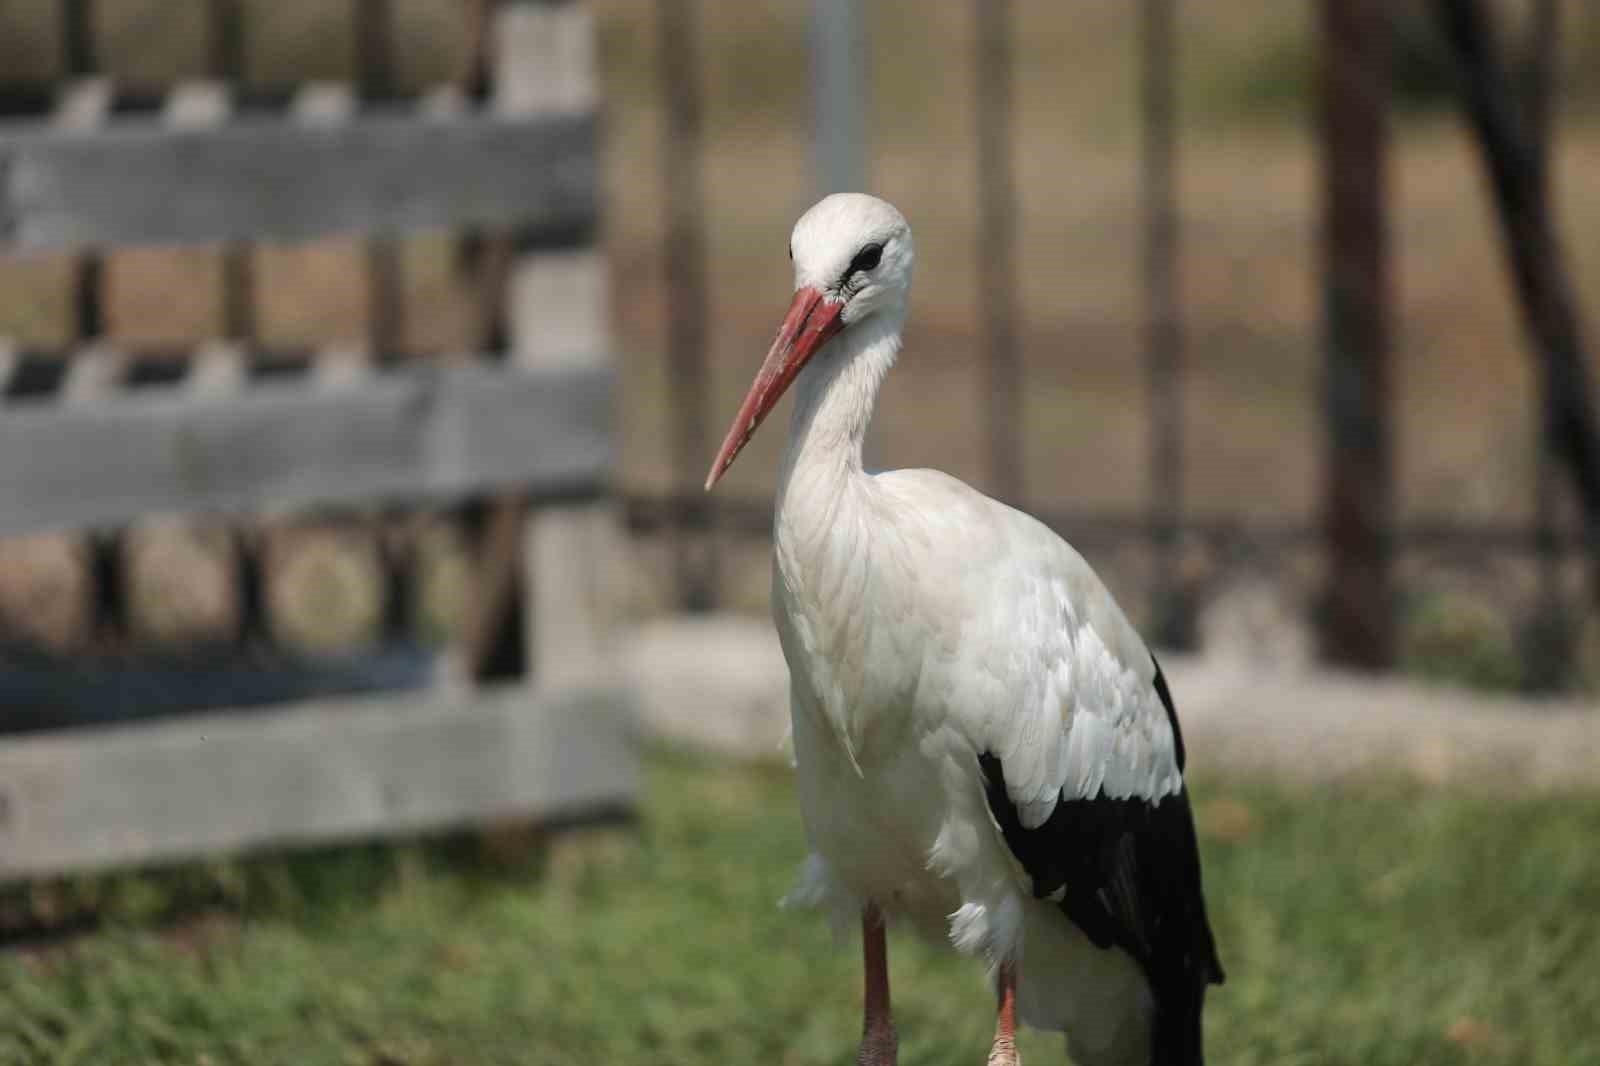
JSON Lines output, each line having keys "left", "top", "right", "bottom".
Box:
{"left": 1319, "top": 0, "right": 1395, "bottom": 669}
{"left": 494, "top": 0, "right": 614, "bottom": 683}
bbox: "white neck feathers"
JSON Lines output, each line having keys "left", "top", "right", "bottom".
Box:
{"left": 772, "top": 309, "right": 902, "bottom": 605}
{"left": 779, "top": 310, "right": 902, "bottom": 492}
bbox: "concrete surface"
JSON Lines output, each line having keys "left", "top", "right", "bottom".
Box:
{"left": 620, "top": 615, "right": 1599, "bottom": 792}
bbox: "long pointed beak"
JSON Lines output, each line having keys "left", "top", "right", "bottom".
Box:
{"left": 704, "top": 285, "right": 844, "bottom": 490}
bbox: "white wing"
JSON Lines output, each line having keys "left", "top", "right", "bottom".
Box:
{"left": 877, "top": 469, "right": 1184, "bottom": 829}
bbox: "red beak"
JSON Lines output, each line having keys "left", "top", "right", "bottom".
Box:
{"left": 704, "top": 285, "right": 845, "bottom": 490}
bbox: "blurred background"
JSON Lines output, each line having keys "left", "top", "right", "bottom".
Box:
{"left": 1, "top": 0, "right": 1599, "bottom": 686}
{"left": 0, "top": 2, "right": 1597, "bottom": 1064}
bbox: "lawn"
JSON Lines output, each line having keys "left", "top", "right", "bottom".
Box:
{"left": 2, "top": 753, "right": 1598, "bottom": 1066}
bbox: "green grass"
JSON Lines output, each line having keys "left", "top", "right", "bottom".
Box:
{"left": 2, "top": 753, "right": 1598, "bottom": 1065}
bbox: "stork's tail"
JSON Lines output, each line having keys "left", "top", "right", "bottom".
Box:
{"left": 1150, "top": 978, "right": 1209, "bottom": 1066}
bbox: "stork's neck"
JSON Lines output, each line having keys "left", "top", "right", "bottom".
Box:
{"left": 777, "top": 309, "right": 902, "bottom": 500}
{"left": 771, "top": 310, "right": 904, "bottom": 765}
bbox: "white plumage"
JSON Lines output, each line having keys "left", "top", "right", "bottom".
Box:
{"left": 706, "top": 194, "right": 1221, "bottom": 1066}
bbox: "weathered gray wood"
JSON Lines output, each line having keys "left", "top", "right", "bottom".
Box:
{"left": 62, "top": 343, "right": 127, "bottom": 403}
{"left": 53, "top": 78, "right": 113, "bottom": 131}
{"left": 515, "top": 254, "right": 615, "bottom": 681}
{"left": 494, "top": 1, "right": 599, "bottom": 114}
{"left": 187, "top": 342, "right": 247, "bottom": 395}
{"left": 0, "top": 361, "right": 611, "bottom": 537}
{"left": 0, "top": 109, "right": 596, "bottom": 250}
{"left": 0, "top": 680, "right": 637, "bottom": 881}
{"left": 499, "top": 1, "right": 618, "bottom": 682}
{"left": 165, "top": 81, "right": 232, "bottom": 127}
{"left": 0, "top": 337, "right": 18, "bottom": 392}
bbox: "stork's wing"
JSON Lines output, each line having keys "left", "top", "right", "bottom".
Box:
{"left": 978, "top": 659, "right": 1223, "bottom": 995}
{"left": 957, "top": 559, "right": 1186, "bottom": 830}
{"left": 879, "top": 469, "right": 1224, "bottom": 1042}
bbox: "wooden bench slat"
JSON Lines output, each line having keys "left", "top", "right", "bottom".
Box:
{"left": 0, "top": 361, "right": 611, "bottom": 536}
{"left": 0, "top": 110, "right": 596, "bottom": 249}
{"left": 0, "top": 679, "right": 637, "bottom": 882}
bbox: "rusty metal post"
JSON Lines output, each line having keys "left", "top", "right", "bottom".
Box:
{"left": 1437, "top": 0, "right": 1600, "bottom": 572}
{"left": 1141, "top": 0, "right": 1187, "bottom": 647}
{"left": 61, "top": 0, "right": 96, "bottom": 76}
{"left": 59, "top": 0, "right": 127, "bottom": 645}
{"left": 977, "top": 0, "right": 1020, "bottom": 504}
{"left": 658, "top": 0, "right": 716, "bottom": 610}
{"left": 207, "top": 0, "right": 266, "bottom": 647}
{"left": 1319, "top": 0, "right": 1395, "bottom": 668}
{"left": 1521, "top": 0, "right": 1572, "bottom": 686}
{"left": 208, "top": 0, "right": 256, "bottom": 348}
{"left": 356, "top": 0, "right": 404, "bottom": 365}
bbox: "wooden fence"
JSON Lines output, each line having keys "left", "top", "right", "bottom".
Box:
{"left": 0, "top": 0, "right": 635, "bottom": 884}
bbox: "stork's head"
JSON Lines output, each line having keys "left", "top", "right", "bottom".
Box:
{"left": 705, "top": 193, "right": 913, "bottom": 490}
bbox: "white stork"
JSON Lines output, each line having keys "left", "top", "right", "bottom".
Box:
{"left": 704, "top": 194, "right": 1224, "bottom": 1066}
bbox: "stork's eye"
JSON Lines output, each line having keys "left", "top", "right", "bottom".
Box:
{"left": 850, "top": 243, "right": 883, "bottom": 275}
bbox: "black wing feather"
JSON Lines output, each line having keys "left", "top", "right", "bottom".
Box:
{"left": 978, "top": 656, "right": 1223, "bottom": 1064}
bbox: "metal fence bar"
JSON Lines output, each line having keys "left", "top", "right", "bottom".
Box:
{"left": 357, "top": 0, "right": 405, "bottom": 366}
{"left": 355, "top": 0, "right": 395, "bottom": 103}
{"left": 811, "top": 0, "right": 867, "bottom": 196}
{"left": 632, "top": 489, "right": 1600, "bottom": 559}
{"left": 208, "top": 0, "right": 257, "bottom": 345}
{"left": 356, "top": 0, "right": 414, "bottom": 657}
{"left": 205, "top": 0, "right": 264, "bottom": 648}
{"left": 58, "top": 3, "right": 124, "bottom": 647}
{"left": 452, "top": 0, "right": 514, "bottom": 679}
{"left": 658, "top": 0, "right": 715, "bottom": 610}
{"left": 454, "top": 0, "right": 499, "bottom": 353}
{"left": 208, "top": 0, "right": 245, "bottom": 80}
{"left": 1140, "top": 0, "right": 1187, "bottom": 647}
{"left": 1436, "top": 0, "right": 1600, "bottom": 594}
{"left": 1320, "top": 0, "right": 1395, "bottom": 669}
{"left": 976, "top": 0, "right": 1020, "bottom": 504}
{"left": 1520, "top": 0, "right": 1572, "bottom": 686}
{"left": 61, "top": 0, "right": 96, "bottom": 77}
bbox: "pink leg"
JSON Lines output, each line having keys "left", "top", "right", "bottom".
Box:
{"left": 858, "top": 904, "right": 897, "bottom": 1066}
{"left": 986, "top": 961, "right": 1020, "bottom": 1066}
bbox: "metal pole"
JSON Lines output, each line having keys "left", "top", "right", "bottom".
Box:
{"left": 1524, "top": 0, "right": 1570, "bottom": 686}
{"left": 1436, "top": 0, "right": 1600, "bottom": 606}
{"left": 356, "top": 0, "right": 403, "bottom": 365}
{"left": 61, "top": 0, "right": 125, "bottom": 646}
{"left": 62, "top": 0, "right": 96, "bottom": 75}
{"left": 659, "top": 0, "right": 715, "bottom": 610}
{"left": 210, "top": 0, "right": 255, "bottom": 345}
{"left": 811, "top": 0, "right": 867, "bottom": 195}
{"left": 210, "top": 0, "right": 264, "bottom": 648}
{"left": 1141, "top": 0, "right": 1186, "bottom": 647}
{"left": 1320, "top": 0, "right": 1395, "bottom": 669}
{"left": 812, "top": 0, "right": 875, "bottom": 465}
{"left": 977, "top": 0, "right": 1020, "bottom": 504}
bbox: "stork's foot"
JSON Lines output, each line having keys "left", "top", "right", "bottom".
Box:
{"left": 984, "top": 1031, "right": 1018, "bottom": 1066}
{"left": 985, "top": 961, "right": 1020, "bottom": 1066}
